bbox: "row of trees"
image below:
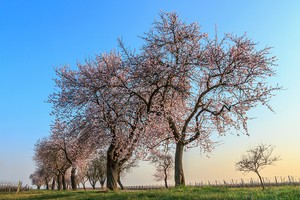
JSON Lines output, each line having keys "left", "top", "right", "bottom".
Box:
{"left": 31, "top": 129, "right": 172, "bottom": 190}
{"left": 31, "top": 12, "right": 279, "bottom": 191}
{"left": 31, "top": 121, "right": 144, "bottom": 190}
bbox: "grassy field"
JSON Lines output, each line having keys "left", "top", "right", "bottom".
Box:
{"left": 1, "top": 186, "right": 300, "bottom": 200}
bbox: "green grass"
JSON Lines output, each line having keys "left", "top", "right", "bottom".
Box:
{"left": 1, "top": 186, "right": 300, "bottom": 200}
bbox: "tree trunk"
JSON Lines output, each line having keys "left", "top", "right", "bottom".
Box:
{"left": 164, "top": 177, "right": 168, "bottom": 188}
{"left": 164, "top": 168, "right": 168, "bottom": 188}
{"left": 88, "top": 178, "right": 97, "bottom": 189}
{"left": 45, "top": 177, "right": 49, "bottom": 190}
{"left": 100, "top": 180, "right": 105, "bottom": 189}
{"left": 57, "top": 174, "right": 62, "bottom": 190}
{"left": 175, "top": 141, "right": 185, "bottom": 186}
{"left": 117, "top": 176, "right": 124, "bottom": 190}
{"left": 81, "top": 182, "right": 86, "bottom": 191}
{"left": 61, "top": 173, "right": 67, "bottom": 190}
{"left": 37, "top": 185, "right": 40, "bottom": 190}
{"left": 107, "top": 159, "right": 119, "bottom": 190}
{"left": 256, "top": 172, "right": 265, "bottom": 190}
{"left": 51, "top": 178, "right": 56, "bottom": 190}
{"left": 107, "top": 144, "right": 120, "bottom": 191}
{"left": 71, "top": 167, "right": 77, "bottom": 190}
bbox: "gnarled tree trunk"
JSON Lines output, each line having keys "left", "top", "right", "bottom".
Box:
{"left": 106, "top": 143, "right": 120, "bottom": 191}
{"left": 175, "top": 141, "right": 185, "bottom": 186}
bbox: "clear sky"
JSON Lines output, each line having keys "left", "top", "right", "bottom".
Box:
{"left": 1, "top": 0, "right": 300, "bottom": 186}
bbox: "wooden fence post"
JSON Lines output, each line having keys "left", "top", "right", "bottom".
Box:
{"left": 16, "top": 181, "right": 22, "bottom": 194}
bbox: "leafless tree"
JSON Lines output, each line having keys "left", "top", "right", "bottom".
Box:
{"left": 117, "top": 157, "right": 139, "bottom": 190}
{"left": 86, "top": 159, "right": 100, "bottom": 189}
{"left": 150, "top": 143, "right": 173, "bottom": 188}
{"left": 236, "top": 144, "right": 280, "bottom": 189}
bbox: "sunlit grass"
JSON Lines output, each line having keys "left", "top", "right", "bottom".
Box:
{"left": 1, "top": 186, "right": 300, "bottom": 200}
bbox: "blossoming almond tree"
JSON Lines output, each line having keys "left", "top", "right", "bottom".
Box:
{"left": 47, "top": 11, "right": 281, "bottom": 189}
{"left": 34, "top": 137, "right": 70, "bottom": 190}
{"left": 120, "top": 12, "right": 281, "bottom": 186}
{"left": 49, "top": 53, "right": 147, "bottom": 190}
{"left": 50, "top": 119, "right": 98, "bottom": 190}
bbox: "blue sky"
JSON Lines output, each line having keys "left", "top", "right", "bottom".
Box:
{"left": 1, "top": 1, "right": 300, "bottom": 186}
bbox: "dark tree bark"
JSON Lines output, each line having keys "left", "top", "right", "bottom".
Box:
{"left": 62, "top": 173, "right": 67, "bottom": 190}
{"left": 164, "top": 168, "right": 168, "bottom": 188}
{"left": 57, "top": 174, "right": 62, "bottom": 190}
{"left": 106, "top": 158, "right": 120, "bottom": 190}
{"left": 89, "top": 180, "right": 96, "bottom": 189}
{"left": 45, "top": 177, "right": 49, "bottom": 190}
{"left": 164, "top": 177, "right": 168, "bottom": 188}
{"left": 106, "top": 144, "right": 120, "bottom": 191}
{"left": 117, "top": 175, "right": 124, "bottom": 190}
{"left": 256, "top": 171, "right": 265, "bottom": 190}
{"left": 51, "top": 178, "right": 56, "bottom": 190}
{"left": 174, "top": 141, "right": 185, "bottom": 186}
{"left": 71, "top": 167, "right": 77, "bottom": 190}
{"left": 100, "top": 180, "right": 105, "bottom": 189}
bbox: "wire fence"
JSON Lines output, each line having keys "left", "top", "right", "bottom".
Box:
{"left": 191, "top": 176, "right": 300, "bottom": 188}
{"left": 124, "top": 176, "right": 300, "bottom": 190}
{"left": 2, "top": 176, "right": 298, "bottom": 192}
{"left": 0, "top": 180, "right": 18, "bottom": 192}
{"left": 0, "top": 180, "right": 30, "bottom": 193}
